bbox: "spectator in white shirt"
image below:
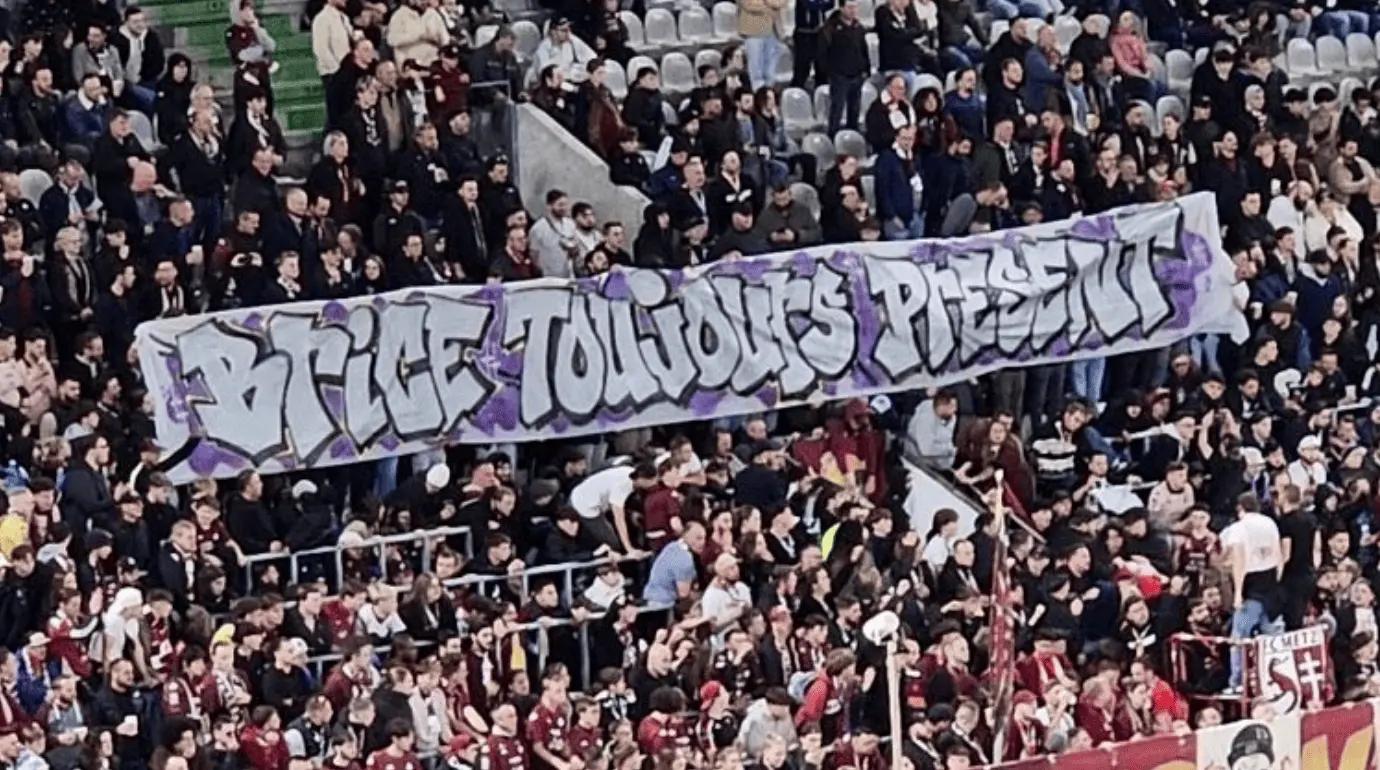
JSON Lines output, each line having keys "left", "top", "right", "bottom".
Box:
{"left": 528, "top": 189, "right": 579, "bottom": 278}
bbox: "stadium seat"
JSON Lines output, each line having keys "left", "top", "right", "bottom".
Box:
{"left": 790, "top": 181, "right": 821, "bottom": 221}
{"left": 474, "top": 24, "right": 499, "bottom": 47}
{"left": 860, "top": 81, "right": 879, "bottom": 117}
{"left": 782, "top": 0, "right": 796, "bottom": 36}
{"left": 814, "top": 85, "right": 830, "bottom": 123}
{"left": 604, "top": 59, "right": 629, "bottom": 99}
{"left": 621, "top": 12, "right": 647, "bottom": 50}
{"left": 910, "top": 72, "right": 943, "bottom": 99}
{"left": 858, "top": 0, "right": 876, "bottom": 28}
{"left": 1054, "top": 16, "right": 1080, "bottom": 52}
{"left": 989, "top": 19, "right": 1010, "bottom": 42}
{"left": 18, "top": 169, "right": 51, "bottom": 206}
{"left": 834, "top": 129, "right": 868, "bottom": 161}
{"left": 775, "top": 47, "right": 793, "bottom": 85}
{"left": 782, "top": 87, "right": 816, "bottom": 136}
{"left": 679, "top": 7, "right": 713, "bottom": 43}
{"left": 1316, "top": 36, "right": 1347, "bottom": 72}
{"left": 801, "top": 133, "right": 836, "bottom": 179}
{"left": 645, "top": 9, "right": 679, "bottom": 48}
{"left": 129, "top": 111, "right": 158, "bottom": 151}
{"left": 1347, "top": 33, "right": 1376, "bottom": 72}
{"left": 627, "top": 54, "right": 659, "bottom": 79}
{"left": 1086, "top": 13, "right": 1110, "bottom": 37}
{"left": 712, "top": 2, "right": 740, "bottom": 41}
{"left": 865, "top": 33, "right": 879, "bottom": 71}
{"left": 661, "top": 52, "right": 696, "bottom": 94}
{"left": 1286, "top": 38, "right": 1323, "bottom": 78}
{"left": 1146, "top": 52, "right": 1167, "bottom": 86}
{"left": 1165, "top": 49, "right": 1193, "bottom": 98}
{"left": 512, "top": 20, "right": 541, "bottom": 61}
{"left": 662, "top": 100, "right": 679, "bottom": 127}
{"left": 695, "top": 48, "right": 723, "bottom": 71}
{"left": 1127, "top": 100, "right": 1155, "bottom": 136}
{"left": 861, "top": 175, "right": 876, "bottom": 211}
{"left": 1339, "top": 76, "right": 1365, "bottom": 108}
{"left": 1155, "top": 95, "right": 1184, "bottom": 126}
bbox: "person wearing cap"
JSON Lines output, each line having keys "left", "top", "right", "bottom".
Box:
{"left": 1287, "top": 434, "right": 1328, "bottom": 493}
{"left": 371, "top": 179, "right": 427, "bottom": 260}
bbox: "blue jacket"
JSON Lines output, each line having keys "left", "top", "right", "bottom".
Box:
{"left": 1023, "top": 46, "right": 1061, "bottom": 114}
{"left": 874, "top": 147, "right": 917, "bottom": 222}
{"left": 943, "top": 91, "right": 984, "bottom": 142}
{"left": 62, "top": 97, "right": 108, "bottom": 147}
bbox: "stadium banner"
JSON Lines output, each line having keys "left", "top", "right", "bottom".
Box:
{"left": 1301, "top": 701, "right": 1372, "bottom": 770}
{"left": 1253, "top": 625, "right": 1332, "bottom": 715}
{"left": 984, "top": 700, "right": 1378, "bottom": 770}
{"left": 135, "top": 193, "right": 1237, "bottom": 481}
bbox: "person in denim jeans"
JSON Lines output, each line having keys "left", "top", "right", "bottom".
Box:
{"left": 1221, "top": 493, "right": 1284, "bottom": 693}
{"left": 739, "top": 0, "right": 788, "bottom": 91}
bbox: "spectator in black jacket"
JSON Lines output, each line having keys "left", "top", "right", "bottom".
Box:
{"left": 260, "top": 637, "right": 311, "bottom": 722}
{"left": 91, "top": 659, "right": 149, "bottom": 770}
{"left": 821, "top": 0, "right": 870, "bottom": 134}
{"left": 622, "top": 66, "right": 666, "bottom": 147}
{"left": 166, "top": 108, "right": 226, "bottom": 251}
{"left": 61, "top": 434, "right": 114, "bottom": 538}
{"left": 875, "top": 0, "right": 926, "bottom": 87}
{"left": 225, "top": 470, "right": 280, "bottom": 556}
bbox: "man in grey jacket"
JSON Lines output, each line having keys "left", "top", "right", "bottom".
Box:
{"left": 756, "top": 184, "right": 822, "bottom": 250}
{"left": 738, "top": 688, "right": 800, "bottom": 759}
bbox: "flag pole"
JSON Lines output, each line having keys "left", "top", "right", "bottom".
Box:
{"left": 887, "top": 636, "right": 903, "bottom": 770}
{"left": 989, "top": 469, "right": 1013, "bottom": 766}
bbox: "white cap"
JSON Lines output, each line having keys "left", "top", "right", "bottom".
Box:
{"left": 1298, "top": 435, "right": 1322, "bottom": 452}
{"left": 1241, "top": 447, "right": 1265, "bottom": 467}
{"left": 291, "top": 480, "right": 318, "bottom": 499}
{"left": 426, "top": 463, "right": 452, "bottom": 489}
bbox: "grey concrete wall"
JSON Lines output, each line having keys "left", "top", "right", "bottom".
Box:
{"left": 515, "top": 104, "right": 651, "bottom": 233}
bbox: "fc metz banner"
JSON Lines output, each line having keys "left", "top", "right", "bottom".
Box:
{"left": 1253, "top": 626, "right": 1332, "bottom": 715}
{"left": 136, "top": 194, "right": 1236, "bottom": 481}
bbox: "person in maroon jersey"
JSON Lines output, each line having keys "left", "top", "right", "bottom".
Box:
{"left": 565, "top": 698, "right": 602, "bottom": 760}
{"left": 526, "top": 666, "right": 580, "bottom": 770}
{"left": 483, "top": 702, "right": 528, "bottom": 770}
{"left": 366, "top": 719, "right": 423, "bottom": 770}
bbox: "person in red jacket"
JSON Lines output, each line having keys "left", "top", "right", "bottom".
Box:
{"left": 366, "top": 719, "right": 423, "bottom": 770}
{"left": 1002, "top": 691, "right": 1046, "bottom": 761}
{"left": 1075, "top": 678, "right": 1118, "bottom": 747}
{"left": 794, "top": 649, "right": 856, "bottom": 745}
{"left": 482, "top": 702, "right": 529, "bottom": 770}
{"left": 239, "top": 705, "right": 289, "bottom": 770}
{"left": 636, "top": 686, "right": 690, "bottom": 755}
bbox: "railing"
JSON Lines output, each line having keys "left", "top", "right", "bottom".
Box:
{"left": 238, "top": 525, "right": 474, "bottom": 594}
{"left": 302, "top": 602, "right": 673, "bottom": 689}
{"left": 441, "top": 551, "right": 652, "bottom": 609}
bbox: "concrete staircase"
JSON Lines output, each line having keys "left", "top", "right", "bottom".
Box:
{"left": 143, "top": 0, "right": 327, "bottom": 153}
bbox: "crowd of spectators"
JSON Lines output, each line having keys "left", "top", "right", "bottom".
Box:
{"left": 0, "top": 0, "right": 1370, "bottom": 768}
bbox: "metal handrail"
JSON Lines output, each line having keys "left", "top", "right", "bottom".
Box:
{"left": 303, "top": 602, "right": 673, "bottom": 688}
{"left": 441, "top": 551, "right": 652, "bottom": 608}
{"left": 238, "top": 525, "right": 474, "bottom": 593}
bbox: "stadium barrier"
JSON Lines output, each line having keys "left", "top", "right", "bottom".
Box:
{"left": 985, "top": 695, "right": 1377, "bottom": 770}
